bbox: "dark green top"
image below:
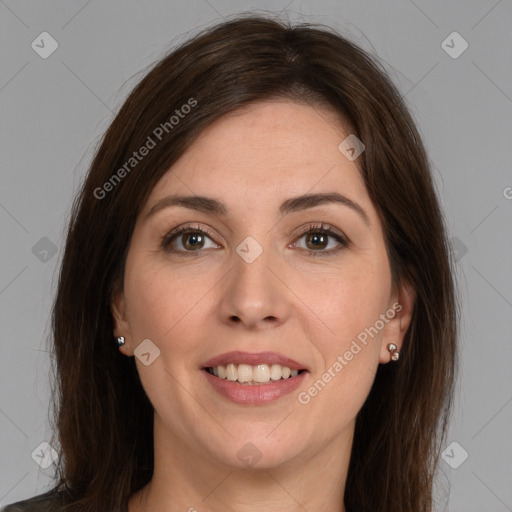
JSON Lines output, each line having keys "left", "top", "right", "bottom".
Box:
{"left": 2, "top": 490, "right": 132, "bottom": 512}
{"left": 1, "top": 490, "right": 64, "bottom": 511}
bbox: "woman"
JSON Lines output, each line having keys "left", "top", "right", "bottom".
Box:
{"left": 3, "top": 14, "right": 459, "bottom": 512}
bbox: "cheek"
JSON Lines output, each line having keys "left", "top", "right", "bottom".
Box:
{"left": 294, "top": 267, "right": 389, "bottom": 425}
{"left": 292, "top": 253, "right": 392, "bottom": 352}
{"left": 123, "top": 255, "right": 217, "bottom": 346}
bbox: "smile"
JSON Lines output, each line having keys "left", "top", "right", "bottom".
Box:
{"left": 205, "top": 363, "right": 304, "bottom": 384}
{"left": 201, "top": 351, "right": 308, "bottom": 404}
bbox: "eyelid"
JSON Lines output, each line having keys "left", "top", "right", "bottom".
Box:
{"left": 161, "top": 222, "right": 219, "bottom": 248}
{"left": 294, "top": 222, "right": 347, "bottom": 241}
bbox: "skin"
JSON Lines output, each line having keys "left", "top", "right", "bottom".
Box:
{"left": 112, "top": 99, "right": 415, "bottom": 512}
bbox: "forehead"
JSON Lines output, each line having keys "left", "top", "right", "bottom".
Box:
{"left": 144, "top": 100, "right": 371, "bottom": 217}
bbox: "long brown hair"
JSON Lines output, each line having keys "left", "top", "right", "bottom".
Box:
{"left": 46, "top": 13, "right": 459, "bottom": 512}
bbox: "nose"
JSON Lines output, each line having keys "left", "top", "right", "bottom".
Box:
{"left": 216, "top": 242, "right": 292, "bottom": 331}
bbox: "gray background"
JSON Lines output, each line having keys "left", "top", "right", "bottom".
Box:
{"left": 1, "top": 1, "right": 511, "bottom": 510}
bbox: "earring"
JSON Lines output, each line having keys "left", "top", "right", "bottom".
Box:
{"left": 117, "top": 336, "right": 125, "bottom": 347}
{"left": 387, "top": 343, "right": 400, "bottom": 361}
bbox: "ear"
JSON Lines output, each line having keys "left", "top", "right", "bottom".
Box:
{"left": 379, "top": 280, "right": 415, "bottom": 364}
{"left": 111, "top": 286, "right": 134, "bottom": 356}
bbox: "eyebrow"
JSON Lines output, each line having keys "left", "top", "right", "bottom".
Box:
{"left": 145, "top": 192, "right": 370, "bottom": 226}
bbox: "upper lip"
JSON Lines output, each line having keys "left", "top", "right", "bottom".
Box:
{"left": 202, "top": 351, "right": 308, "bottom": 371}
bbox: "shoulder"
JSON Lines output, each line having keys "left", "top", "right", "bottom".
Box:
{"left": 1, "top": 489, "right": 63, "bottom": 512}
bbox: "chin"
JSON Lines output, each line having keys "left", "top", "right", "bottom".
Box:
{"left": 204, "top": 430, "right": 306, "bottom": 470}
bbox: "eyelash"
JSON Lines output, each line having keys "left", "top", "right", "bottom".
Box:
{"left": 161, "top": 222, "right": 349, "bottom": 258}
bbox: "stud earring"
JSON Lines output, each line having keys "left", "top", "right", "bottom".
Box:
{"left": 387, "top": 343, "right": 400, "bottom": 361}
{"left": 117, "top": 336, "right": 125, "bottom": 347}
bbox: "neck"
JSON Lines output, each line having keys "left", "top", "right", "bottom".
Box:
{"left": 129, "top": 414, "right": 354, "bottom": 512}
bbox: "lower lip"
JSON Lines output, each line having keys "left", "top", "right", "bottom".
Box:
{"left": 202, "top": 369, "right": 307, "bottom": 405}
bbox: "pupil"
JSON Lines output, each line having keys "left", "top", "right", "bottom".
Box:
{"left": 308, "top": 233, "right": 326, "bottom": 250}
{"left": 185, "top": 233, "right": 203, "bottom": 249}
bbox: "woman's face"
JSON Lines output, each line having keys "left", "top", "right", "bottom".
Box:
{"left": 113, "top": 99, "right": 413, "bottom": 470}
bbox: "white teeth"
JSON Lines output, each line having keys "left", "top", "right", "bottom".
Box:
{"left": 253, "top": 364, "right": 270, "bottom": 383}
{"left": 270, "top": 364, "right": 282, "bottom": 380}
{"left": 237, "top": 364, "right": 253, "bottom": 383}
{"left": 226, "top": 363, "right": 237, "bottom": 381}
{"left": 208, "top": 363, "right": 302, "bottom": 383}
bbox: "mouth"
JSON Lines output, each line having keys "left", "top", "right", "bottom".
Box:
{"left": 203, "top": 364, "right": 306, "bottom": 385}
{"left": 201, "top": 351, "right": 309, "bottom": 404}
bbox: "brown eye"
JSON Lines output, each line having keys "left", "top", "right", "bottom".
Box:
{"left": 304, "top": 232, "right": 329, "bottom": 251}
{"left": 292, "top": 224, "right": 349, "bottom": 257}
{"left": 180, "top": 231, "right": 206, "bottom": 250}
{"left": 162, "top": 225, "right": 219, "bottom": 255}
